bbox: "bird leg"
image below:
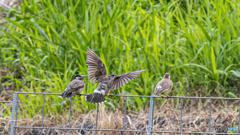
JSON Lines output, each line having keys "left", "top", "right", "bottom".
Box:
{"left": 164, "top": 94, "right": 169, "bottom": 99}
{"left": 160, "top": 95, "right": 164, "bottom": 99}
{"left": 78, "top": 93, "right": 82, "bottom": 97}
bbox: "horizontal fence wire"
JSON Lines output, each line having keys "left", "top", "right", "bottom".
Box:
{"left": 8, "top": 92, "right": 240, "bottom": 135}
{"left": 13, "top": 92, "right": 240, "bottom": 100}
{"left": 0, "top": 101, "right": 13, "bottom": 103}
{"left": 12, "top": 127, "right": 240, "bottom": 134}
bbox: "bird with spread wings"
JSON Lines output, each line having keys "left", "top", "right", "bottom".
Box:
{"left": 85, "top": 49, "right": 148, "bottom": 104}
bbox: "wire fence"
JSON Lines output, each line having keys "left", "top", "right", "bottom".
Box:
{"left": 2, "top": 92, "right": 239, "bottom": 135}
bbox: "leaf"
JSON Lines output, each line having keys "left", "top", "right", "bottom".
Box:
{"left": 228, "top": 92, "right": 237, "bottom": 98}
{"left": 106, "top": 102, "right": 115, "bottom": 110}
{"left": 211, "top": 45, "right": 216, "bottom": 74}
{"left": 231, "top": 70, "right": 240, "bottom": 78}
{"left": 182, "top": 63, "right": 213, "bottom": 75}
{"left": 130, "top": 90, "right": 142, "bottom": 110}
{"left": 33, "top": 23, "right": 54, "bottom": 45}
{"left": 192, "top": 18, "right": 211, "bottom": 41}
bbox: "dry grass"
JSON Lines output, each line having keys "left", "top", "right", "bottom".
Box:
{"left": 0, "top": 103, "right": 12, "bottom": 135}
{"left": 152, "top": 99, "right": 240, "bottom": 135}
{"left": 1, "top": 98, "right": 239, "bottom": 135}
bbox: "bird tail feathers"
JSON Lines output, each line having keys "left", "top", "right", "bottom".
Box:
{"left": 85, "top": 93, "right": 106, "bottom": 104}
{"left": 153, "top": 91, "right": 160, "bottom": 96}
{"left": 58, "top": 91, "right": 72, "bottom": 99}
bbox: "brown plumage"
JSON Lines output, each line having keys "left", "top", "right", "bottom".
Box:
{"left": 85, "top": 49, "right": 148, "bottom": 104}
{"left": 86, "top": 49, "right": 108, "bottom": 83}
{"left": 58, "top": 75, "right": 86, "bottom": 99}
{"left": 110, "top": 70, "right": 148, "bottom": 90}
{"left": 153, "top": 73, "right": 173, "bottom": 98}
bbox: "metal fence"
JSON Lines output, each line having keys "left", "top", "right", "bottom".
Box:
{"left": 5, "top": 92, "right": 240, "bottom": 135}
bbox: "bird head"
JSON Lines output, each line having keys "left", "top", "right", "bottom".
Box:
{"left": 164, "top": 73, "right": 170, "bottom": 79}
{"left": 108, "top": 74, "right": 116, "bottom": 80}
{"left": 73, "top": 75, "right": 87, "bottom": 80}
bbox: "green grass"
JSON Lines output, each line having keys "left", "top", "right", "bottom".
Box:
{"left": 0, "top": 0, "right": 240, "bottom": 118}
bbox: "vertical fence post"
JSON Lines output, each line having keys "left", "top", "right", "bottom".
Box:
{"left": 179, "top": 98, "right": 184, "bottom": 135}
{"left": 95, "top": 104, "right": 99, "bottom": 135}
{"left": 208, "top": 98, "right": 212, "bottom": 132}
{"left": 14, "top": 94, "right": 19, "bottom": 135}
{"left": 68, "top": 97, "right": 73, "bottom": 135}
{"left": 41, "top": 93, "right": 46, "bottom": 135}
{"left": 238, "top": 106, "right": 240, "bottom": 133}
{"left": 10, "top": 93, "right": 17, "bottom": 135}
{"left": 148, "top": 96, "right": 154, "bottom": 135}
{"left": 123, "top": 96, "right": 128, "bottom": 135}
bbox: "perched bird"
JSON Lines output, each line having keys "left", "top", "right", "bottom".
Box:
{"left": 58, "top": 75, "right": 86, "bottom": 99}
{"left": 153, "top": 73, "right": 173, "bottom": 99}
{"left": 85, "top": 48, "right": 148, "bottom": 104}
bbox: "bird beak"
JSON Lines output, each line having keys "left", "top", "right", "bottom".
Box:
{"left": 82, "top": 75, "right": 87, "bottom": 78}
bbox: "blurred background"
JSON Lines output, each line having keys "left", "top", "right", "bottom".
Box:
{"left": 0, "top": 0, "right": 240, "bottom": 134}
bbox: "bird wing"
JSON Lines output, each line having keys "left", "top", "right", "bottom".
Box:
{"left": 86, "top": 49, "right": 107, "bottom": 83}
{"left": 110, "top": 69, "right": 148, "bottom": 90}
{"left": 69, "top": 80, "right": 85, "bottom": 90}
{"left": 154, "top": 79, "right": 172, "bottom": 94}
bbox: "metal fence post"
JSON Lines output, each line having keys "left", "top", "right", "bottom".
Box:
{"left": 41, "top": 93, "right": 46, "bottom": 135}
{"left": 238, "top": 106, "right": 240, "bottom": 133}
{"left": 14, "top": 94, "right": 19, "bottom": 135}
{"left": 179, "top": 98, "right": 184, "bottom": 135}
{"left": 148, "top": 96, "right": 154, "bottom": 135}
{"left": 10, "top": 93, "right": 17, "bottom": 135}
{"left": 208, "top": 98, "right": 212, "bottom": 132}
{"left": 68, "top": 97, "right": 73, "bottom": 135}
{"left": 123, "top": 96, "right": 128, "bottom": 135}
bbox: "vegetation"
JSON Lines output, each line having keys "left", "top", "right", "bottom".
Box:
{"left": 0, "top": 0, "right": 240, "bottom": 119}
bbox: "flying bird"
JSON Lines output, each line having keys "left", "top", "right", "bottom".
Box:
{"left": 85, "top": 48, "right": 148, "bottom": 104}
{"left": 153, "top": 73, "right": 173, "bottom": 99}
{"left": 58, "top": 75, "right": 86, "bottom": 99}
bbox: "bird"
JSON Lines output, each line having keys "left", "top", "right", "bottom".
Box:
{"left": 85, "top": 48, "right": 148, "bottom": 104}
{"left": 153, "top": 73, "right": 173, "bottom": 99}
{"left": 58, "top": 74, "right": 86, "bottom": 99}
